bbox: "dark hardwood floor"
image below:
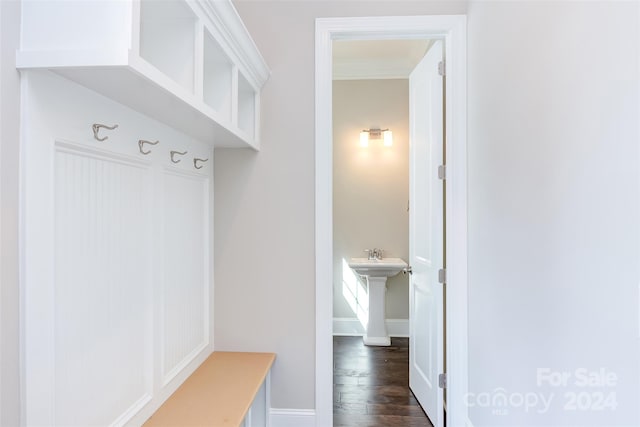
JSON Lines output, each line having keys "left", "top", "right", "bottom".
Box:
{"left": 333, "top": 336, "right": 433, "bottom": 427}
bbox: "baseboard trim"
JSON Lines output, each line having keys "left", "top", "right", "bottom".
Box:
{"left": 269, "top": 408, "right": 316, "bottom": 427}
{"left": 333, "top": 317, "right": 409, "bottom": 337}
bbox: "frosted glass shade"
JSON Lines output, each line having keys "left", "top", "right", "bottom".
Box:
{"left": 383, "top": 130, "right": 393, "bottom": 146}
{"left": 360, "top": 131, "right": 369, "bottom": 147}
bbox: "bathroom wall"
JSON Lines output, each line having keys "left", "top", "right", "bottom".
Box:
{"left": 332, "top": 79, "right": 410, "bottom": 329}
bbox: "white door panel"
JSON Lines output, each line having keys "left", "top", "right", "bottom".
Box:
{"left": 409, "top": 40, "right": 444, "bottom": 427}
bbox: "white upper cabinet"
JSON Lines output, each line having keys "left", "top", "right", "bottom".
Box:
{"left": 17, "top": 0, "right": 269, "bottom": 149}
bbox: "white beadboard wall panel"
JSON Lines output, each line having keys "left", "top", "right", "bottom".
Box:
{"left": 54, "top": 146, "right": 153, "bottom": 426}
{"left": 21, "top": 70, "right": 214, "bottom": 426}
{"left": 162, "top": 169, "right": 210, "bottom": 382}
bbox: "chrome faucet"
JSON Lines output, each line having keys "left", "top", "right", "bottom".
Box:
{"left": 365, "top": 248, "right": 383, "bottom": 260}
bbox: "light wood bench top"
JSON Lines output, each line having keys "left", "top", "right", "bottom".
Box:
{"left": 144, "top": 351, "right": 276, "bottom": 427}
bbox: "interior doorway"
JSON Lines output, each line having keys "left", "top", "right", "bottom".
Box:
{"left": 315, "top": 15, "right": 468, "bottom": 427}
{"left": 331, "top": 39, "right": 422, "bottom": 343}
{"left": 331, "top": 36, "right": 443, "bottom": 425}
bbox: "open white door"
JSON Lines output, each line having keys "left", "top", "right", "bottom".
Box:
{"left": 408, "top": 40, "right": 444, "bottom": 427}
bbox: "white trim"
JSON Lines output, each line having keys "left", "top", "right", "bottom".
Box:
{"left": 111, "top": 393, "right": 152, "bottom": 427}
{"left": 315, "top": 15, "right": 468, "bottom": 427}
{"left": 363, "top": 336, "right": 391, "bottom": 346}
{"left": 161, "top": 342, "right": 209, "bottom": 387}
{"left": 637, "top": 10, "right": 640, "bottom": 426}
{"left": 269, "top": 409, "right": 316, "bottom": 427}
{"left": 333, "top": 318, "right": 409, "bottom": 337}
{"left": 0, "top": 2, "right": 3, "bottom": 423}
{"left": 314, "top": 17, "right": 333, "bottom": 427}
{"left": 383, "top": 319, "right": 410, "bottom": 337}
{"left": 55, "top": 139, "right": 152, "bottom": 168}
{"left": 444, "top": 16, "right": 469, "bottom": 427}
{"left": 190, "top": 0, "right": 270, "bottom": 89}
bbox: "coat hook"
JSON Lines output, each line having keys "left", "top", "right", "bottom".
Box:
{"left": 193, "top": 158, "right": 209, "bottom": 170}
{"left": 92, "top": 123, "right": 118, "bottom": 141}
{"left": 138, "top": 139, "right": 159, "bottom": 155}
{"left": 170, "top": 150, "right": 188, "bottom": 163}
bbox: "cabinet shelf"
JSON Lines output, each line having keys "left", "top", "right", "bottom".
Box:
{"left": 17, "top": 0, "right": 269, "bottom": 150}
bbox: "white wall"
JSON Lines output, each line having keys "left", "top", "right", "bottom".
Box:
{"left": 219, "top": 0, "right": 466, "bottom": 411}
{"left": 332, "top": 79, "right": 410, "bottom": 322}
{"left": 224, "top": 1, "right": 639, "bottom": 423}
{"left": 0, "top": 1, "right": 21, "bottom": 425}
{"left": 466, "top": 1, "right": 639, "bottom": 425}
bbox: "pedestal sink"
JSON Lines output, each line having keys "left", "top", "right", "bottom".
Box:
{"left": 348, "top": 257, "right": 408, "bottom": 346}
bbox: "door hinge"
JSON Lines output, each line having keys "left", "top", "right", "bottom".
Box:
{"left": 439, "top": 373, "right": 447, "bottom": 389}
{"left": 438, "top": 268, "right": 446, "bottom": 284}
{"left": 438, "top": 164, "right": 446, "bottom": 180}
{"left": 438, "top": 60, "right": 446, "bottom": 76}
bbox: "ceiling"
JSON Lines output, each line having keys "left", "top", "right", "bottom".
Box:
{"left": 332, "top": 39, "right": 433, "bottom": 80}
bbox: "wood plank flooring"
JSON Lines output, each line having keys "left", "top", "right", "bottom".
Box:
{"left": 333, "top": 336, "right": 433, "bottom": 427}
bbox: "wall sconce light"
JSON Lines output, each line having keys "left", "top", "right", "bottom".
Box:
{"left": 360, "top": 128, "right": 393, "bottom": 147}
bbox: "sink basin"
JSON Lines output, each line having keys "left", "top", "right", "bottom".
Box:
{"left": 348, "top": 257, "right": 408, "bottom": 278}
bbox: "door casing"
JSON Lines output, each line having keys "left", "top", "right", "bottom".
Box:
{"left": 315, "top": 15, "right": 468, "bottom": 427}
